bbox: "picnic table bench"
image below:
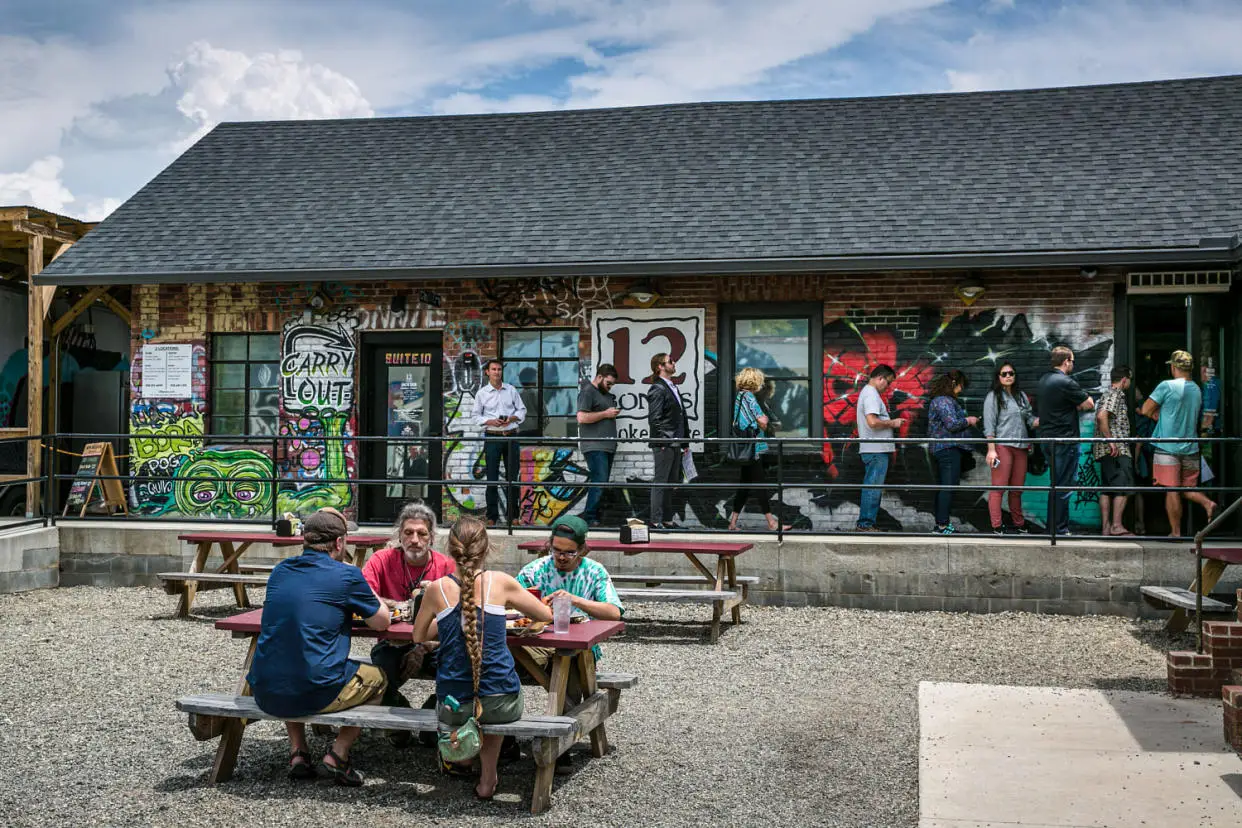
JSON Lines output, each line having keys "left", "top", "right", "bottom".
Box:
{"left": 179, "top": 608, "right": 629, "bottom": 812}
{"left": 159, "top": 531, "right": 390, "bottom": 618}
{"left": 1140, "top": 546, "right": 1242, "bottom": 632}
{"left": 518, "top": 538, "right": 753, "bottom": 643}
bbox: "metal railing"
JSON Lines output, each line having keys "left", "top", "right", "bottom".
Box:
{"left": 6, "top": 430, "right": 1238, "bottom": 547}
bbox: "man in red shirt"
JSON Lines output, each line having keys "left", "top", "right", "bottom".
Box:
{"left": 361, "top": 502, "right": 453, "bottom": 742}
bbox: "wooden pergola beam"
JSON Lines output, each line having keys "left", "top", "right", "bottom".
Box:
{"left": 26, "top": 234, "right": 44, "bottom": 515}
{"left": 10, "top": 219, "right": 79, "bottom": 245}
{"left": 99, "top": 292, "right": 132, "bottom": 325}
{"left": 0, "top": 207, "right": 30, "bottom": 221}
{"left": 51, "top": 285, "right": 110, "bottom": 338}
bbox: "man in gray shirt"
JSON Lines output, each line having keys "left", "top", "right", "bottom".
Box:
{"left": 576, "top": 364, "right": 620, "bottom": 526}
{"left": 856, "top": 365, "right": 904, "bottom": 531}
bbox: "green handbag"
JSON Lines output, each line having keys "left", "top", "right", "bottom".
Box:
{"left": 438, "top": 694, "right": 483, "bottom": 762}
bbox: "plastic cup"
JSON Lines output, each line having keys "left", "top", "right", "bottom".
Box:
{"left": 552, "top": 595, "right": 572, "bottom": 634}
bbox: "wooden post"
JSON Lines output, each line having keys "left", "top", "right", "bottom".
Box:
{"left": 26, "top": 234, "right": 45, "bottom": 516}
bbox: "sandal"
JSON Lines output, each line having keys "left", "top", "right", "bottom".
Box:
{"left": 288, "top": 749, "right": 315, "bottom": 780}
{"left": 319, "top": 748, "right": 364, "bottom": 787}
{"left": 439, "top": 754, "right": 476, "bottom": 778}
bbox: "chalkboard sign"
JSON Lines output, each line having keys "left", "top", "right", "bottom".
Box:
{"left": 64, "top": 442, "right": 127, "bottom": 517}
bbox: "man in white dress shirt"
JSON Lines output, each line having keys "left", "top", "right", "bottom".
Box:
{"left": 472, "top": 359, "right": 527, "bottom": 525}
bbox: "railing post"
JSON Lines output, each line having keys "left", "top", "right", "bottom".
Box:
{"left": 271, "top": 434, "right": 279, "bottom": 528}
{"left": 506, "top": 436, "right": 515, "bottom": 536}
{"left": 1048, "top": 440, "right": 1057, "bottom": 547}
{"left": 777, "top": 440, "right": 784, "bottom": 542}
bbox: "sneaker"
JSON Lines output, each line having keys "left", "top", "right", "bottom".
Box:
{"left": 991, "top": 526, "right": 1005, "bottom": 535}
{"left": 935, "top": 524, "right": 956, "bottom": 535}
{"left": 1002, "top": 525, "right": 1019, "bottom": 535}
{"left": 1013, "top": 523, "right": 1031, "bottom": 534}
{"left": 856, "top": 525, "right": 877, "bottom": 533}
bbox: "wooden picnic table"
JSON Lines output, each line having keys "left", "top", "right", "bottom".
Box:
{"left": 216, "top": 608, "right": 626, "bottom": 720}
{"left": 164, "top": 531, "right": 390, "bottom": 618}
{"left": 196, "top": 609, "right": 627, "bottom": 811}
{"left": 518, "top": 538, "right": 753, "bottom": 642}
{"left": 1160, "top": 545, "right": 1242, "bottom": 632}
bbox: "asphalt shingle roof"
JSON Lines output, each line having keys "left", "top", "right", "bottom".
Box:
{"left": 40, "top": 74, "right": 1242, "bottom": 281}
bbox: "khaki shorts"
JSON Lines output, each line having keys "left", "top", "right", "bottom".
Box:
{"left": 319, "top": 662, "right": 387, "bottom": 713}
{"left": 1152, "top": 452, "right": 1199, "bottom": 488}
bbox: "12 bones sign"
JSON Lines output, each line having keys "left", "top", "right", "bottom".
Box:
{"left": 591, "top": 308, "right": 705, "bottom": 447}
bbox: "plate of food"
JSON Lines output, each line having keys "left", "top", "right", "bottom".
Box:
{"left": 505, "top": 616, "right": 548, "bottom": 635}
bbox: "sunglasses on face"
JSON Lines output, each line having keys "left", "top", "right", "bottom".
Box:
{"left": 999, "top": 371, "right": 1015, "bottom": 377}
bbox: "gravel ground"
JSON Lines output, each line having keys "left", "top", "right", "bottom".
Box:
{"left": 0, "top": 586, "right": 1184, "bottom": 828}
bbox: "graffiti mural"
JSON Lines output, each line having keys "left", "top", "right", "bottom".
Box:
{"left": 278, "top": 311, "right": 358, "bottom": 514}
{"left": 478, "top": 276, "right": 614, "bottom": 328}
{"left": 518, "top": 447, "right": 590, "bottom": 525}
{"left": 816, "top": 308, "right": 1112, "bottom": 531}
{"left": 129, "top": 401, "right": 206, "bottom": 512}
{"left": 271, "top": 281, "right": 361, "bottom": 315}
{"left": 357, "top": 304, "right": 447, "bottom": 331}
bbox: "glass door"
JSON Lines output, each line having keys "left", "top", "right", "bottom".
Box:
{"left": 361, "top": 334, "right": 442, "bottom": 523}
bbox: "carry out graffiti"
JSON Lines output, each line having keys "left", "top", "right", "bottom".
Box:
{"left": 281, "top": 313, "right": 357, "bottom": 413}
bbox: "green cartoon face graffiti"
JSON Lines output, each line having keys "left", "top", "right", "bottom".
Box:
{"left": 173, "top": 448, "right": 274, "bottom": 518}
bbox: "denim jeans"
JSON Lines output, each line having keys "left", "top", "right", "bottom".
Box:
{"left": 484, "top": 438, "right": 520, "bottom": 522}
{"left": 582, "top": 450, "right": 614, "bottom": 522}
{"left": 933, "top": 448, "right": 963, "bottom": 527}
{"left": 1044, "top": 442, "right": 1079, "bottom": 534}
{"left": 857, "top": 452, "right": 890, "bottom": 529}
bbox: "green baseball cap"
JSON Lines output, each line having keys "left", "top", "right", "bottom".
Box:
{"left": 550, "top": 515, "right": 589, "bottom": 546}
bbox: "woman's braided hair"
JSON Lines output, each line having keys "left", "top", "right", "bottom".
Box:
{"left": 447, "top": 516, "right": 491, "bottom": 704}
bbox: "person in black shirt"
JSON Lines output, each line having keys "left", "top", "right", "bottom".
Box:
{"left": 1036, "top": 346, "right": 1096, "bottom": 535}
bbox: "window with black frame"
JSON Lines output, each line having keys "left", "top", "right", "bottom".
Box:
{"left": 209, "top": 334, "right": 280, "bottom": 438}
{"left": 499, "top": 329, "right": 580, "bottom": 438}
{"left": 732, "top": 317, "right": 813, "bottom": 438}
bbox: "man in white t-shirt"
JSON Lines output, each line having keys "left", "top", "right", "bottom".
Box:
{"left": 855, "top": 365, "right": 905, "bottom": 531}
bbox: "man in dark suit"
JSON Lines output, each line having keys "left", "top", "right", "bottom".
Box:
{"left": 646, "top": 352, "right": 690, "bottom": 529}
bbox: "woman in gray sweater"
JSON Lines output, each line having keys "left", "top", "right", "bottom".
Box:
{"left": 982, "top": 363, "right": 1039, "bottom": 534}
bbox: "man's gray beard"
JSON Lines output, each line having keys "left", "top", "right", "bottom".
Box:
{"left": 403, "top": 546, "right": 430, "bottom": 563}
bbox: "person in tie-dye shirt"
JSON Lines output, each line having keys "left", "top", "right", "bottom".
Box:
{"left": 515, "top": 515, "right": 623, "bottom": 772}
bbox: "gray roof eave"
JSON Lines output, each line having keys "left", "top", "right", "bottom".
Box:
{"left": 33, "top": 239, "right": 1242, "bottom": 287}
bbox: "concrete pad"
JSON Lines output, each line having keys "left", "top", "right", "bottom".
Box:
{"left": 920, "top": 682, "right": 1242, "bottom": 828}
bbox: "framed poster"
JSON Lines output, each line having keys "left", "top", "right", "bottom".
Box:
{"left": 140, "top": 344, "right": 193, "bottom": 399}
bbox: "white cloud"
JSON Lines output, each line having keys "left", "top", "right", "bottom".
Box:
{"left": 82, "top": 198, "right": 123, "bottom": 221}
{"left": 170, "top": 40, "right": 374, "bottom": 149}
{"left": 939, "top": 1, "right": 1242, "bottom": 92}
{"left": 0, "top": 156, "right": 76, "bottom": 214}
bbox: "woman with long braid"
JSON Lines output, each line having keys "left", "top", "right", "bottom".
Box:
{"left": 412, "top": 516, "right": 551, "bottom": 799}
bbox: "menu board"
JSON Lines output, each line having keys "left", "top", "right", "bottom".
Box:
{"left": 63, "top": 442, "right": 127, "bottom": 516}
{"left": 141, "top": 343, "right": 193, "bottom": 399}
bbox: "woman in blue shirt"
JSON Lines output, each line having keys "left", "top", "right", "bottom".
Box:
{"left": 927, "top": 370, "right": 979, "bottom": 534}
{"left": 727, "top": 368, "right": 788, "bottom": 531}
{"left": 413, "top": 516, "right": 551, "bottom": 799}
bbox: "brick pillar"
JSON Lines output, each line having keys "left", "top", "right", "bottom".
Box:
{"left": 1204, "top": 621, "right": 1242, "bottom": 679}
{"left": 1223, "top": 685, "right": 1242, "bottom": 754}
{"left": 1167, "top": 651, "right": 1222, "bottom": 697}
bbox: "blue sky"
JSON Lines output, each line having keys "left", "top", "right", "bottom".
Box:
{"left": 3, "top": 0, "right": 1242, "bottom": 219}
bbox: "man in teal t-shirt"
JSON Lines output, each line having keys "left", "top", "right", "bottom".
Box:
{"left": 1139, "top": 350, "right": 1216, "bottom": 536}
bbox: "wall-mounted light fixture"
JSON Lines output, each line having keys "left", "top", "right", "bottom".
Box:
{"left": 954, "top": 274, "right": 986, "bottom": 306}
{"left": 1079, "top": 267, "right": 1098, "bottom": 279}
{"left": 623, "top": 278, "right": 662, "bottom": 308}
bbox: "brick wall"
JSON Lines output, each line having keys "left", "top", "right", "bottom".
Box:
{"left": 126, "top": 269, "right": 1115, "bottom": 530}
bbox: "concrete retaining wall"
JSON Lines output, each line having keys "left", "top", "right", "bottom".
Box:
{"left": 50, "top": 521, "right": 1242, "bottom": 618}
{"left": 0, "top": 526, "right": 59, "bottom": 593}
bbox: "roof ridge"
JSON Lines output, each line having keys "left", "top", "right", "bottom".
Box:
{"left": 213, "top": 73, "right": 1242, "bottom": 130}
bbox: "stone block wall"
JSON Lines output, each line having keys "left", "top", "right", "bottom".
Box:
{"left": 0, "top": 527, "right": 59, "bottom": 593}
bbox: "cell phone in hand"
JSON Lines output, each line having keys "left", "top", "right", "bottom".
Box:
{"left": 991, "top": 456, "right": 1002, "bottom": 469}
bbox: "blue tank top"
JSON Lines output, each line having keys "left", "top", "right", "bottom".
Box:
{"left": 434, "top": 572, "right": 521, "bottom": 702}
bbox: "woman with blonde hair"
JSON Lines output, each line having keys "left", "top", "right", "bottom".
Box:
{"left": 412, "top": 516, "right": 551, "bottom": 799}
{"left": 727, "top": 367, "right": 788, "bottom": 531}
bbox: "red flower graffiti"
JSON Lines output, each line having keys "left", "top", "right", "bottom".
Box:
{"left": 821, "top": 330, "right": 935, "bottom": 470}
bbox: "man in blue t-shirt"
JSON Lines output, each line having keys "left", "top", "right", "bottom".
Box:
{"left": 248, "top": 508, "right": 391, "bottom": 785}
{"left": 1139, "top": 350, "right": 1216, "bottom": 537}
